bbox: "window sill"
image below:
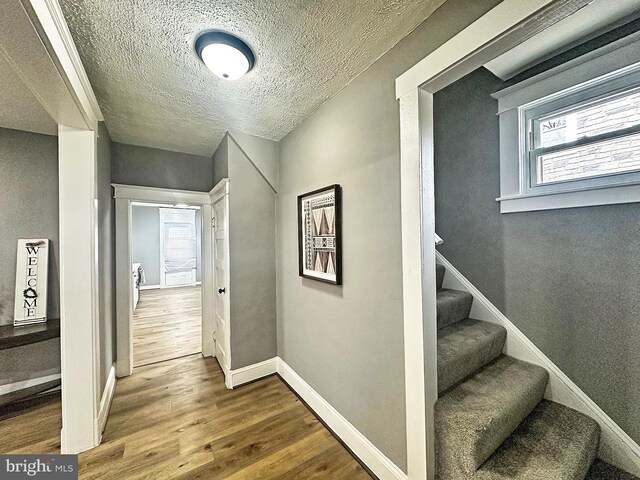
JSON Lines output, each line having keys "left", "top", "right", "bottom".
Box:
{"left": 496, "top": 182, "right": 640, "bottom": 213}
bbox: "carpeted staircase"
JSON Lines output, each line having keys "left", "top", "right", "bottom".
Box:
{"left": 435, "top": 263, "right": 636, "bottom": 480}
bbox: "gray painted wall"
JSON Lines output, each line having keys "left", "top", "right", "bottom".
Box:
{"left": 132, "top": 206, "right": 161, "bottom": 286}
{"left": 212, "top": 133, "right": 278, "bottom": 369}
{"left": 97, "top": 122, "right": 116, "bottom": 394}
{"left": 227, "top": 136, "right": 277, "bottom": 369}
{"left": 132, "top": 205, "right": 202, "bottom": 286}
{"left": 112, "top": 142, "right": 214, "bottom": 192}
{"left": 212, "top": 135, "right": 229, "bottom": 187}
{"left": 0, "top": 127, "right": 60, "bottom": 385}
{"left": 276, "top": 0, "right": 502, "bottom": 470}
{"left": 434, "top": 67, "right": 640, "bottom": 446}
{"left": 229, "top": 131, "right": 279, "bottom": 191}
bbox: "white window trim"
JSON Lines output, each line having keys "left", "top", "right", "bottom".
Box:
{"left": 493, "top": 32, "right": 640, "bottom": 213}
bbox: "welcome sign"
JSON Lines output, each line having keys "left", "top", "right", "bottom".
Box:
{"left": 14, "top": 239, "right": 49, "bottom": 326}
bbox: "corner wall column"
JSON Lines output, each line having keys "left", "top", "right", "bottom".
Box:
{"left": 114, "top": 197, "right": 133, "bottom": 377}
{"left": 58, "top": 125, "right": 100, "bottom": 453}
{"left": 399, "top": 88, "right": 438, "bottom": 479}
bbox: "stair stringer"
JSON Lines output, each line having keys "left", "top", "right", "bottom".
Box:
{"left": 436, "top": 250, "right": 640, "bottom": 478}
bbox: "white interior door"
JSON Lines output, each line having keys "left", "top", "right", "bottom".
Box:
{"left": 213, "top": 194, "right": 231, "bottom": 370}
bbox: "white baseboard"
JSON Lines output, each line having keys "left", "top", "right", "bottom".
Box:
{"left": 277, "top": 358, "right": 407, "bottom": 480}
{"left": 97, "top": 363, "right": 117, "bottom": 437}
{"left": 226, "top": 357, "right": 278, "bottom": 388}
{"left": 115, "top": 360, "right": 133, "bottom": 379}
{"left": 0, "top": 373, "right": 61, "bottom": 395}
{"left": 437, "top": 251, "right": 640, "bottom": 477}
{"left": 141, "top": 282, "right": 201, "bottom": 291}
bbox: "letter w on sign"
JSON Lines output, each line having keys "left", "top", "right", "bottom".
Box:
{"left": 14, "top": 239, "right": 49, "bottom": 326}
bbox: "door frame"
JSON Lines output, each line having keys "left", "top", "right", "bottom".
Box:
{"left": 209, "top": 178, "right": 232, "bottom": 385}
{"left": 113, "top": 184, "right": 215, "bottom": 377}
{"left": 395, "top": 1, "right": 592, "bottom": 478}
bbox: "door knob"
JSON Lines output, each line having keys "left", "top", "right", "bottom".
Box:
{"left": 218, "top": 288, "right": 226, "bottom": 294}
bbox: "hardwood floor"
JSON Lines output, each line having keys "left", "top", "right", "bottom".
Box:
{"left": 1, "top": 394, "right": 61, "bottom": 455}
{"left": 133, "top": 285, "right": 202, "bottom": 367}
{"left": 1, "top": 355, "right": 373, "bottom": 479}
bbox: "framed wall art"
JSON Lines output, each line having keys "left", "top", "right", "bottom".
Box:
{"left": 298, "top": 184, "right": 342, "bottom": 285}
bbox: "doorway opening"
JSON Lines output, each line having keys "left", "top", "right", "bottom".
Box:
{"left": 131, "top": 202, "right": 203, "bottom": 367}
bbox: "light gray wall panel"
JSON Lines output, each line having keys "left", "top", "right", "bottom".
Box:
{"left": 276, "top": 0, "right": 502, "bottom": 469}
{"left": 229, "top": 131, "right": 279, "bottom": 191}
{"left": 112, "top": 142, "right": 214, "bottom": 192}
{"left": 228, "top": 139, "right": 277, "bottom": 368}
{"left": 0, "top": 127, "right": 60, "bottom": 385}
{"left": 132, "top": 206, "right": 161, "bottom": 286}
{"left": 434, "top": 67, "right": 640, "bottom": 446}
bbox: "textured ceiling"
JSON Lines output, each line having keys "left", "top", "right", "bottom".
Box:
{"left": 60, "top": 0, "right": 445, "bottom": 156}
{"left": 0, "top": 55, "right": 57, "bottom": 136}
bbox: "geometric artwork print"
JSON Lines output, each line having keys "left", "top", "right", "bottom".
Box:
{"left": 299, "top": 184, "right": 341, "bottom": 285}
{"left": 303, "top": 191, "right": 336, "bottom": 275}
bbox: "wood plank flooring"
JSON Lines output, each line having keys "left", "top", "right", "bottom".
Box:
{"left": 1, "top": 355, "right": 373, "bottom": 479}
{"left": 133, "top": 286, "right": 202, "bottom": 367}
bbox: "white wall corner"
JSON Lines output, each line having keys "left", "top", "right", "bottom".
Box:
{"left": 97, "top": 363, "right": 117, "bottom": 437}
{"left": 58, "top": 126, "right": 100, "bottom": 454}
{"left": 276, "top": 358, "right": 408, "bottom": 480}
{"left": 227, "top": 357, "right": 278, "bottom": 389}
{"left": 436, "top": 251, "right": 640, "bottom": 477}
{"left": 217, "top": 358, "right": 232, "bottom": 389}
{"left": 399, "top": 89, "right": 431, "bottom": 479}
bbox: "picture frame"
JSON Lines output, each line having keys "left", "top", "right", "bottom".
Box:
{"left": 298, "top": 184, "right": 342, "bottom": 285}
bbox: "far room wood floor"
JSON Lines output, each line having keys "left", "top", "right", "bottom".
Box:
{"left": 1, "top": 355, "right": 373, "bottom": 479}
{"left": 133, "top": 285, "right": 202, "bottom": 367}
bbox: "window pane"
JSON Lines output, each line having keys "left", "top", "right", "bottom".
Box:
{"left": 164, "top": 222, "right": 197, "bottom": 271}
{"left": 537, "top": 131, "right": 640, "bottom": 184}
{"left": 535, "top": 89, "right": 640, "bottom": 148}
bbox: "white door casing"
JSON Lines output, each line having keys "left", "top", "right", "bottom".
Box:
{"left": 113, "top": 184, "right": 215, "bottom": 378}
{"left": 210, "top": 179, "right": 231, "bottom": 382}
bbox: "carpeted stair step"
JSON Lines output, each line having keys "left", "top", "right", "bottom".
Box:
{"left": 587, "top": 459, "right": 639, "bottom": 479}
{"left": 437, "top": 319, "right": 506, "bottom": 394}
{"left": 435, "top": 355, "right": 549, "bottom": 477}
{"left": 475, "top": 400, "right": 600, "bottom": 479}
{"left": 437, "top": 288, "right": 473, "bottom": 329}
{"left": 436, "top": 263, "right": 445, "bottom": 290}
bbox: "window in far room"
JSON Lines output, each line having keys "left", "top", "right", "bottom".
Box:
{"left": 492, "top": 35, "right": 640, "bottom": 213}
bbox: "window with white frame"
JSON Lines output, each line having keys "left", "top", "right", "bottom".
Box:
{"left": 493, "top": 35, "right": 640, "bottom": 213}
{"left": 527, "top": 82, "right": 640, "bottom": 189}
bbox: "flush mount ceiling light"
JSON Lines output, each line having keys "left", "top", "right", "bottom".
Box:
{"left": 195, "top": 31, "right": 255, "bottom": 80}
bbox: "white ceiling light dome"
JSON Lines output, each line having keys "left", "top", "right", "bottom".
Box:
{"left": 195, "top": 31, "right": 255, "bottom": 80}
